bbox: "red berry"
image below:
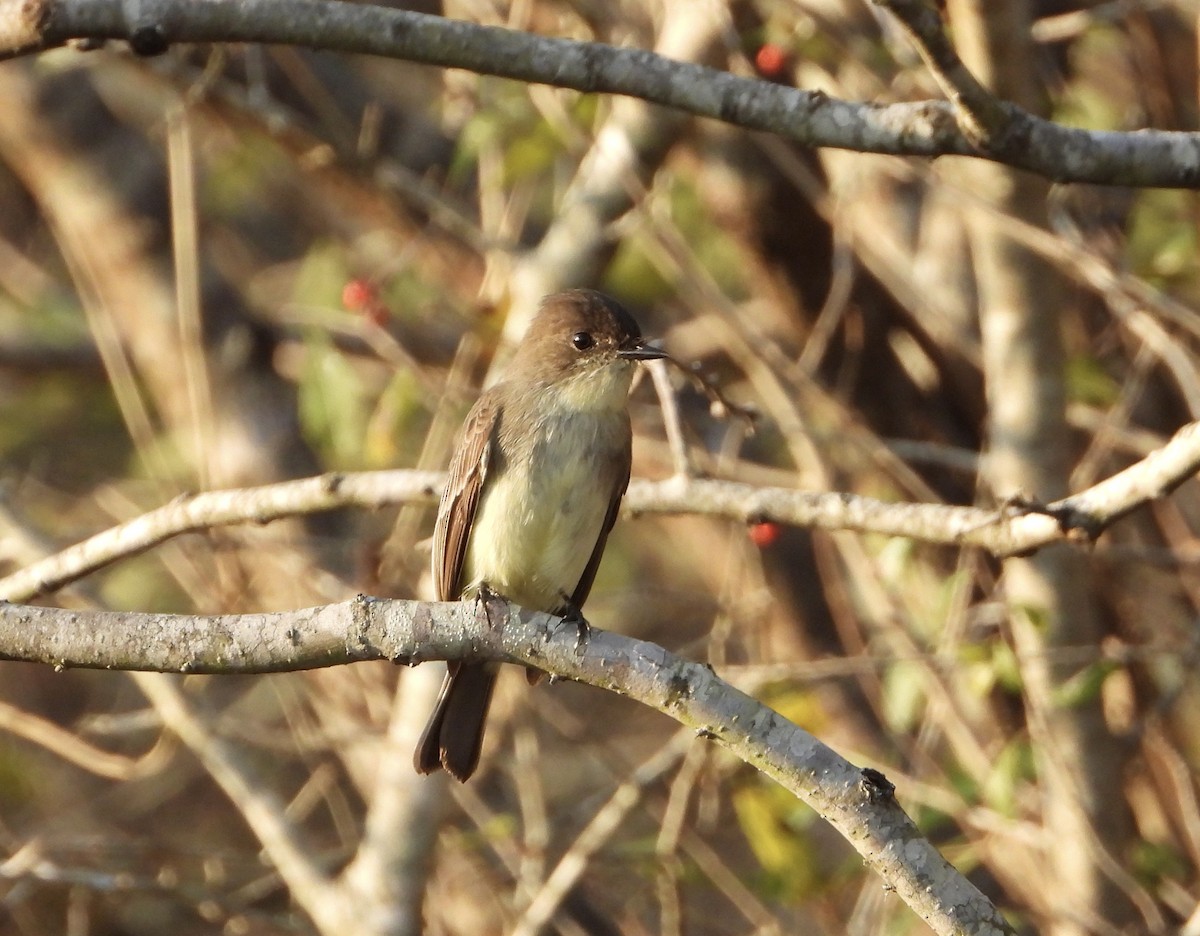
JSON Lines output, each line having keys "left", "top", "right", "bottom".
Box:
{"left": 754, "top": 43, "right": 788, "bottom": 79}
{"left": 342, "top": 278, "right": 376, "bottom": 311}
{"left": 748, "top": 521, "right": 781, "bottom": 548}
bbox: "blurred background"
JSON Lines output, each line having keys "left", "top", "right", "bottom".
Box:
{"left": 2, "top": 0, "right": 1200, "bottom": 933}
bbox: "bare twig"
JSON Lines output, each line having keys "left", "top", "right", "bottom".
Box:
{"left": 0, "top": 699, "right": 170, "bottom": 780}
{"left": 504, "top": 0, "right": 729, "bottom": 335}
{"left": 647, "top": 358, "right": 692, "bottom": 478}
{"left": 872, "top": 0, "right": 1008, "bottom": 146}
{"left": 0, "top": 471, "right": 442, "bottom": 602}
{"left": 669, "top": 354, "right": 759, "bottom": 426}
{"left": 338, "top": 665, "right": 446, "bottom": 936}
{"left": 130, "top": 672, "right": 355, "bottom": 935}
{"left": 510, "top": 730, "right": 693, "bottom": 936}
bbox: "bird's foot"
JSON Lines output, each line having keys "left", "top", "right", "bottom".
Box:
{"left": 557, "top": 595, "right": 591, "bottom": 655}
{"left": 474, "top": 582, "right": 508, "bottom": 630}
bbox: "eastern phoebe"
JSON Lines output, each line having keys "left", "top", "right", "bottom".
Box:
{"left": 414, "top": 289, "right": 666, "bottom": 781}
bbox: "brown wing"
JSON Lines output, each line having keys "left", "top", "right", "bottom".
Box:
{"left": 432, "top": 390, "right": 501, "bottom": 601}
{"left": 568, "top": 420, "right": 632, "bottom": 610}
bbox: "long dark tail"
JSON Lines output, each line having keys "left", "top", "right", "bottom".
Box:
{"left": 413, "top": 663, "right": 498, "bottom": 782}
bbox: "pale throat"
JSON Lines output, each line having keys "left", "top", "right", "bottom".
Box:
{"left": 540, "top": 356, "right": 636, "bottom": 413}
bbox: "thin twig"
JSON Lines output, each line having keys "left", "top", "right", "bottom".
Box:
{"left": 510, "top": 730, "right": 694, "bottom": 936}
{"left": 646, "top": 358, "right": 693, "bottom": 478}
{"left": 0, "top": 700, "right": 170, "bottom": 780}
{"left": 130, "top": 672, "right": 353, "bottom": 934}
{"left": 872, "top": 0, "right": 1009, "bottom": 146}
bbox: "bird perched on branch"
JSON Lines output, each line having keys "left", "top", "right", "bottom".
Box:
{"left": 414, "top": 289, "right": 666, "bottom": 781}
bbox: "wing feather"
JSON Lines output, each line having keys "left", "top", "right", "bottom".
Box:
{"left": 432, "top": 391, "right": 501, "bottom": 601}
{"left": 568, "top": 418, "right": 631, "bottom": 610}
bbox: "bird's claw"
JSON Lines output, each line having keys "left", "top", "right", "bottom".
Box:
{"left": 558, "top": 599, "right": 591, "bottom": 655}
{"left": 474, "top": 582, "right": 508, "bottom": 629}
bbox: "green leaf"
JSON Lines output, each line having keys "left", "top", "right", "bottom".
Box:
{"left": 291, "top": 241, "right": 351, "bottom": 310}
{"left": 297, "top": 330, "right": 369, "bottom": 468}
{"left": 363, "top": 368, "right": 427, "bottom": 468}
{"left": 1052, "top": 660, "right": 1119, "bottom": 709}
{"left": 1066, "top": 355, "right": 1120, "bottom": 407}
{"left": 981, "top": 738, "right": 1035, "bottom": 816}
{"left": 731, "top": 779, "right": 823, "bottom": 900}
{"left": 882, "top": 658, "right": 926, "bottom": 732}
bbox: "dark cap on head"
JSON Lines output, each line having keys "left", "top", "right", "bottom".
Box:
{"left": 511, "top": 289, "right": 664, "bottom": 377}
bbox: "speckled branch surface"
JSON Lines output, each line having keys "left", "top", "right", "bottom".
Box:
{"left": 0, "top": 596, "right": 1013, "bottom": 935}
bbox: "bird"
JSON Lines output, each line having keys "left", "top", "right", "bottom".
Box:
{"left": 414, "top": 289, "right": 665, "bottom": 781}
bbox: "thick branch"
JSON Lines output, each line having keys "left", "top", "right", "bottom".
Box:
{"left": 0, "top": 596, "right": 1013, "bottom": 936}
{"left": 0, "top": 0, "right": 1197, "bottom": 186}
{"left": 4, "top": 420, "right": 1199, "bottom": 602}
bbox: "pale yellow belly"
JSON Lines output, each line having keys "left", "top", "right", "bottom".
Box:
{"left": 461, "top": 455, "right": 612, "bottom": 612}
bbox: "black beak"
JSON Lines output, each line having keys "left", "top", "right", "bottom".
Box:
{"left": 618, "top": 342, "right": 668, "bottom": 361}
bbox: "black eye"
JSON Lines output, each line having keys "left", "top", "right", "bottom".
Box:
{"left": 571, "top": 331, "right": 594, "bottom": 351}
